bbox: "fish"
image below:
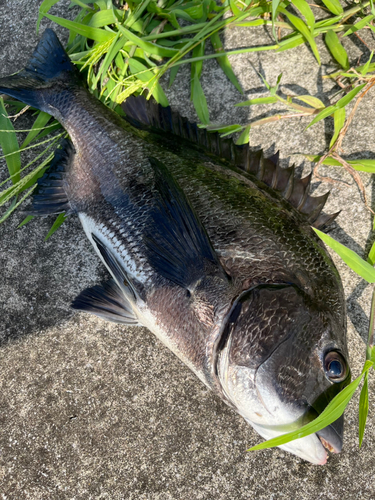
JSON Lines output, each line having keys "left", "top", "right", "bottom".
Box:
{"left": 0, "top": 29, "right": 351, "bottom": 465}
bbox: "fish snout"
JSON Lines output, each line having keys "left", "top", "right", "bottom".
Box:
{"left": 316, "top": 414, "right": 343, "bottom": 454}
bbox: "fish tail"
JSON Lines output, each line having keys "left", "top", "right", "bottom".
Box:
{"left": 0, "top": 29, "right": 80, "bottom": 113}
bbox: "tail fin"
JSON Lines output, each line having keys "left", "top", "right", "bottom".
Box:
{"left": 0, "top": 29, "right": 80, "bottom": 112}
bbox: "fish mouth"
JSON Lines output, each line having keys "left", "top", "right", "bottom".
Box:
{"left": 316, "top": 414, "right": 344, "bottom": 454}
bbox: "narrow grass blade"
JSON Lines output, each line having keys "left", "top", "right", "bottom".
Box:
{"left": 45, "top": 213, "right": 67, "bottom": 241}
{"left": 21, "top": 112, "right": 52, "bottom": 149}
{"left": 236, "top": 125, "right": 251, "bottom": 145}
{"left": 361, "top": 52, "right": 374, "bottom": 75}
{"left": 367, "top": 241, "right": 375, "bottom": 265}
{"left": 272, "top": 0, "right": 282, "bottom": 39}
{"left": 127, "top": 59, "right": 169, "bottom": 107}
{"left": 325, "top": 30, "right": 349, "bottom": 70}
{"left": 313, "top": 228, "right": 375, "bottom": 283}
{"left": 192, "top": 74, "right": 209, "bottom": 124}
{"left": 358, "top": 372, "right": 369, "bottom": 447}
{"left": 248, "top": 361, "right": 373, "bottom": 451}
{"left": 18, "top": 215, "right": 34, "bottom": 228}
{"left": 118, "top": 26, "right": 179, "bottom": 57}
{"left": 37, "top": 0, "right": 61, "bottom": 33}
{"left": 0, "top": 99, "right": 21, "bottom": 185}
{"left": 44, "top": 13, "right": 115, "bottom": 42}
{"left": 236, "top": 96, "right": 278, "bottom": 106}
{"left": 330, "top": 107, "right": 345, "bottom": 147}
{"left": 210, "top": 32, "right": 243, "bottom": 94}
{"left": 88, "top": 9, "right": 116, "bottom": 28}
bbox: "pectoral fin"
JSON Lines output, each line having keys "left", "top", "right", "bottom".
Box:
{"left": 71, "top": 279, "right": 139, "bottom": 325}
{"left": 145, "top": 157, "right": 228, "bottom": 291}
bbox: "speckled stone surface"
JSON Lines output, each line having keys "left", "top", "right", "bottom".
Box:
{"left": 0, "top": 1, "right": 374, "bottom": 498}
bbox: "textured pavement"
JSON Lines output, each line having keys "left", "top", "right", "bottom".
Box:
{"left": 0, "top": 0, "right": 375, "bottom": 498}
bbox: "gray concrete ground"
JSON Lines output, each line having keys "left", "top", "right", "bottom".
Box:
{"left": 0, "top": 0, "right": 375, "bottom": 498}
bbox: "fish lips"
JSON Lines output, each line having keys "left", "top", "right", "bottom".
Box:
{"left": 316, "top": 415, "right": 343, "bottom": 454}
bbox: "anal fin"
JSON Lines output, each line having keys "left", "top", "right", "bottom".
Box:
{"left": 71, "top": 279, "right": 139, "bottom": 325}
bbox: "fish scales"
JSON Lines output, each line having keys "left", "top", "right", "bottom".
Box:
{"left": 0, "top": 29, "right": 351, "bottom": 465}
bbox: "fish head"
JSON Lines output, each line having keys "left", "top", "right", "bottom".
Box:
{"left": 216, "top": 284, "right": 350, "bottom": 465}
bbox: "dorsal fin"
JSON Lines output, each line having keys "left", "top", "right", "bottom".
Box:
{"left": 122, "top": 96, "right": 338, "bottom": 230}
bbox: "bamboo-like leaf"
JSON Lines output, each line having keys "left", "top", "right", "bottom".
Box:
{"left": 314, "top": 228, "right": 375, "bottom": 283}
{"left": 361, "top": 52, "right": 374, "bottom": 75}
{"left": 305, "top": 105, "right": 336, "bottom": 129}
{"left": 279, "top": 8, "right": 320, "bottom": 64}
{"left": 358, "top": 372, "right": 369, "bottom": 447}
{"left": 169, "top": 66, "right": 180, "bottom": 87}
{"left": 290, "top": 0, "right": 315, "bottom": 28}
{"left": 296, "top": 95, "right": 325, "bottom": 109}
{"left": 306, "top": 155, "right": 375, "bottom": 173}
{"left": 336, "top": 84, "right": 366, "bottom": 108}
{"left": 343, "top": 14, "right": 374, "bottom": 37}
{"left": 0, "top": 99, "right": 21, "bottom": 185}
{"left": 44, "top": 13, "right": 115, "bottom": 42}
{"left": 236, "top": 96, "right": 278, "bottom": 106}
{"left": 330, "top": 107, "right": 345, "bottom": 147}
{"left": 325, "top": 30, "right": 349, "bottom": 70}
{"left": 236, "top": 125, "right": 251, "bottom": 145}
{"left": 248, "top": 361, "right": 372, "bottom": 452}
{"left": 45, "top": 213, "right": 67, "bottom": 241}
{"left": 321, "top": 0, "right": 343, "bottom": 15}
{"left": 210, "top": 32, "right": 243, "bottom": 94}
{"left": 230, "top": 0, "right": 241, "bottom": 16}
{"left": 88, "top": 9, "right": 116, "bottom": 28}
{"left": 18, "top": 215, "right": 34, "bottom": 229}
{"left": 277, "top": 35, "right": 305, "bottom": 52}
{"left": 272, "top": 0, "right": 282, "bottom": 39}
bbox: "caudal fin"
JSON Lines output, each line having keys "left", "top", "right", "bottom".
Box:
{"left": 0, "top": 29, "right": 80, "bottom": 112}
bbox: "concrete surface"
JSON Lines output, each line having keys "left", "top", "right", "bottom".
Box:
{"left": 0, "top": 0, "right": 375, "bottom": 498}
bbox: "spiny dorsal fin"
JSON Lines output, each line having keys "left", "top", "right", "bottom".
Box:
{"left": 122, "top": 96, "right": 338, "bottom": 230}
{"left": 28, "top": 138, "right": 73, "bottom": 216}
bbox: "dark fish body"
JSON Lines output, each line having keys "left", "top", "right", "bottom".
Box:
{"left": 0, "top": 30, "right": 351, "bottom": 464}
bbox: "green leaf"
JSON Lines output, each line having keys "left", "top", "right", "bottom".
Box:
{"left": 296, "top": 95, "right": 325, "bottom": 109}
{"left": 88, "top": 9, "right": 116, "bottom": 28}
{"left": 367, "top": 240, "right": 375, "bottom": 265}
{"left": 44, "top": 13, "right": 115, "bottom": 42}
{"left": 21, "top": 112, "right": 52, "bottom": 149}
{"left": 290, "top": 0, "right": 315, "bottom": 28}
{"left": 358, "top": 372, "right": 369, "bottom": 447}
{"left": 336, "top": 84, "right": 366, "bottom": 108}
{"left": 343, "top": 14, "right": 374, "bottom": 37}
{"left": 306, "top": 155, "right": 375, "bottom": 173}
{"left": 236, "top": 125, "right": 251, "bottom": 145}
{"left": 272, "top": 0, "right": 282, "bottom": 39}
{"left": 118, "top": 26, "right": 179, "bottom": 58}
{"left": 277, "top": 35, "right": 305, "bottom": 52}
{"left": 330, "top": 107, "right": 345, "bottom": 147}
{"left": 235, "top": 96, "right": 278, "bottom": 106}
{"left": 127, "top": 59, "right": 169, "bottom": 107}
{"left": 0, "top": 98, "right": 21, "bottom": 185}
{"left": 37, "top": 0, "right": 61, "bottom": 33}
{"left": 45, "top": 213, "right": 67, "bottom": 241}
{"left": 248, "top": 361, "right": 372, "bottom": 452}
{"left": 192, "top": 74, "right": 209, "bottom": 124}
{"left": 270, "top": 73, "right": 282, "bottom": 95}
{"left": 210, "top": 32, "right": 243, "bottom": 94}
{"left": 361, "top": 51, "right": 374, "bottom": 76}
{"left": 18, "top": 215, "right": 34, "bottom": 228}
{"left": 321, "top": 0, "right": 343, "bottom": 15}
{"left": 313, "top": 228, "right": 375, "bottom": 283}
{"left": 169, "top": 65, "right": 180, "bottom": 87}
{"left": 230, "top": 0, "right": 241, "bottom": 16}
{"left": 325, "top": 30, "right": 349, "bottom": 70}
{"left": 279, "top": 8, "right": 320, "bottom": 64}
{"left": 305, "top": 105, "right": 336, "bottom": 129}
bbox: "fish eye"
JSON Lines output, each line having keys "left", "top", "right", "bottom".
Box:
{"left": 324, "top": 351, "right": 347, "bottom": 382}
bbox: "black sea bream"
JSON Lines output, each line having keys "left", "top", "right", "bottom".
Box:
{"left": 0, "top": 29, "right": 351, "bottom": 464}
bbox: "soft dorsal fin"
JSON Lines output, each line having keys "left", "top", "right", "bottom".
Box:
{"left": 122, "top": 96, "right": 338, "bottom": 230}
{"left": 28, "top": 138, "right": 73, "bottom": 216}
